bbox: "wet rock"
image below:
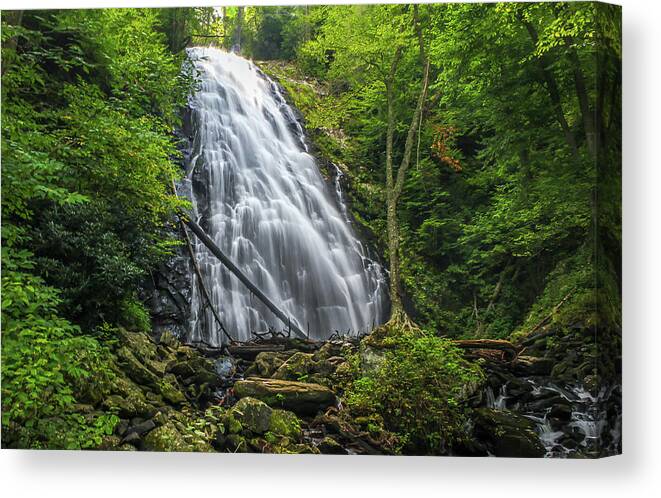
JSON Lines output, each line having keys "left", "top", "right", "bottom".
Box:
{"left": 317, "top": 436, "right": 347, "bottom": 455}
{"left": 214, "top": 356, "right": 237, "bottom": 378}
{"left": 115, "top": 419, "right": 130, "bottom": 437}
{"left": 234, "top": 377, "right": 336, "bottom": 415}
{"left": 549, "top": 403, "right": 573, "bottom": 421}
{"left": 474, "top": 408, "right": 545, "bottom": 458}
{"left": 121, "top": 431, "right": 142, "bottom": 446}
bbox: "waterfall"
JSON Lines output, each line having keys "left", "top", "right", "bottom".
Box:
{"left": 183, "top": 47, "right": 388, "bottom": 346}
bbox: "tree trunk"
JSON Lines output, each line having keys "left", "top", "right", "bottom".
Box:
{"left": 564, "top": 37, "right": 597, "bottom": 158}
{"left": 384, "top": 60, "right": 430, "bottom": 326}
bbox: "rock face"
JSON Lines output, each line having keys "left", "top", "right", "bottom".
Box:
{"left": 473, "top": 408, "right": 546, "bottom": 458}
{"left": 233, "top": 377, "right": 337, "bottom": 416}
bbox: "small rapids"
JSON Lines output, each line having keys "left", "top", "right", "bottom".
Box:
{"left": 182, "top": 48, "right": 388, "bottom": 345}
{"left": 485, "top": 379, "right": 622, "bottom": 458}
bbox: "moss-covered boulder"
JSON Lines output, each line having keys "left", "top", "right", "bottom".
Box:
{"left": 116, "top": 346, "right": 161, "bottom": 388}
{"left": 142, "top": 423, "right": 192, "bottom": 452}
{"left": 234, "top": 377, "right": 336, "bottom": 415}
{"left": 251, "top": 351, "right": 294, "bottom": 377}
{"left": 272, "top": 352, "right": 316, "bottom": 381}
{"left": 473, "top": 408, "right": 545, "bottom": 458}
{"left": 142, "top": 421, "right": 213, "bottom": 452}
{"left": 269, "top": 409, "right": 302, "bottom": 440}
{"left": 158, "top": 374, "right": 187, "bottom": 405}
{"left": 102, "top": 372, "right": 156, "bottom": 418}
{"left": 229, "top": 397, "right": 273, "bottom": 434}
{"left": 317, "top": 436, "right": 347, "bottom": 454}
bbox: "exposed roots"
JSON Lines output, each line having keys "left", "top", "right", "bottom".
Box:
{"left": 366, "top": 308, "right": 422, "bottom": 346}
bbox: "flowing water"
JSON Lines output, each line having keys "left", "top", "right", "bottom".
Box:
{"left": 485, "top": 379, "right": 622, "bottom": 457}
{"left": 183, "top": 48, "right": 387, "bottom": 346}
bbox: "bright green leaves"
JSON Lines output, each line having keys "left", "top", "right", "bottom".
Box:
{"left": 346, "top": 331, "right": 485, "bottom": 454}
{"left": 1, "top": 262, "right": 117, "bottom": 449}
{"left": 1, "top": 143, "right": 88, "bottom": 223}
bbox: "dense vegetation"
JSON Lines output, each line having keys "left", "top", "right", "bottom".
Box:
{"left": 1, "top": 3, "right": 620, "bottom": 454}
{"left": 0, "top": 8, "right": 199, "bottom": 448}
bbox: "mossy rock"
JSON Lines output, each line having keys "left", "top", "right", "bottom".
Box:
{"left": 224, "top": 412, "right": 244, "bottom": 434}
{"left": 229, "top": 397, "right": 273, "bottom": 434}
{"left": 159, "top": 330, "right": 180, "bottom": 349}
{"left": 473, "top": 408, "right": 545, "bottom": 458}
{"left": 158, "top": 374, "right": 187, "bottom": 405}
{"left": 312, "top": 342, "right": 344, "bottom": 362}
{"left": 252, "top": 351, "right": 293, "bottom": 377}
{"left": 272, "top": 352, "right": 316, "bottom": 381}
{"left": 142, "top": 422, "right": 212, "bottom": 453}
{"left": 234, "top": 377, "right": 336, "bottom": 416}
{"left": 317, "top": 436, "right": 347, "bottom": 455}
{"left": 116, "top": 346, "right": 161, "bottom": 388}
{"left": 268, "top": 409, "right": 302, "bottom": 440}
{"left": 142, "top": 423, "right": 192, "bottom": 452}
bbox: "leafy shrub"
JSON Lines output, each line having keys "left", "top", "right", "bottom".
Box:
{"left": 119, "top": 295, "right": 152, "bottom": 333}
{"left": 1, "top": 254, "right": 117, "bottom": 449}
{"left": 346, "top": 330, "right": 484, "bottom": 454}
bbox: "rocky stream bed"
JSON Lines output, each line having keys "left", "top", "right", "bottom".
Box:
{"left": 82, "top": 324, "right": 620, "bottom": 457}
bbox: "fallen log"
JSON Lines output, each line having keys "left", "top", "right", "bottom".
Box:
{"left": 452, "top": 339, "right": 521, "bottom": 362}
{"left": 181, "top": 214, "right": 307, "bottom": 340}
{"left": 227, "top": 343, "right": 287, "bottom": 360}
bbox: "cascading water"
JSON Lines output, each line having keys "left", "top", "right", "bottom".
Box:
{"left": 183, "top": 47, "right": 388, "bottom": 346}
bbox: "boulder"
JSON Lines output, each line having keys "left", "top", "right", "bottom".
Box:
{"left": 268, "top": 409, "right": 302, "bottom": 440}
{"left": 126, "top": 418, "right": 156, "bottom": 436}
{"left": 229, "top": 397, "right": 273, "bottom": 434}
{"left": 233, "top": 377, "right": 336, "bottom": 416}
{"left": 317, "top": 436, "right": 347, "bottom": 455}
{"left": 143, "top": 423, "right": 191, "bottom": 452}
{"left": 474, "top": 408, "right": 546, "bottom": 458}
{"left": 116, "top": 346, "right": 161, "bottom": 388}
{"left": 158, "top": 374, "right": 187, "bottom": 405}
{"left": 142, "top": 422, "right": 212, "bottom": 452}
{"left": 252, "top": 351, "right": 293, "bottom": 377}
{"left": 272, "top": 352, "right": 316, "bottom": 381}
{"left": 159, "top": 330, "right": 180, "bottom": 349}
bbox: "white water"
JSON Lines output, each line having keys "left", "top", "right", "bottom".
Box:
{"left": 486, "top": 379, "right": 622, "bottom": 457}
{"left": 184, "top": 48, "right": 387, "bottom": 345}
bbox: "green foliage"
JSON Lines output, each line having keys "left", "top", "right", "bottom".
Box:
{"left": 346, "top": 332, "right": 485, "bottom": 454}
{"left": 1, "top": 253, "right": 117, "bottom": 448}
{"left": 2, "top": 8, "right": 190, "bottom": 326}
{"left": 1, "top": 7, "right": 194, "bottom": 448}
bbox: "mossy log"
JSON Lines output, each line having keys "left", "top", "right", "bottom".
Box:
{"left": 452, "top": 339, "right": 521, "bottom": 362}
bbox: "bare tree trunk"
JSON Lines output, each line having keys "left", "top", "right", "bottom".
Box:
{"left": 384, "top": 58, "right": 431, "bottom": 327}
